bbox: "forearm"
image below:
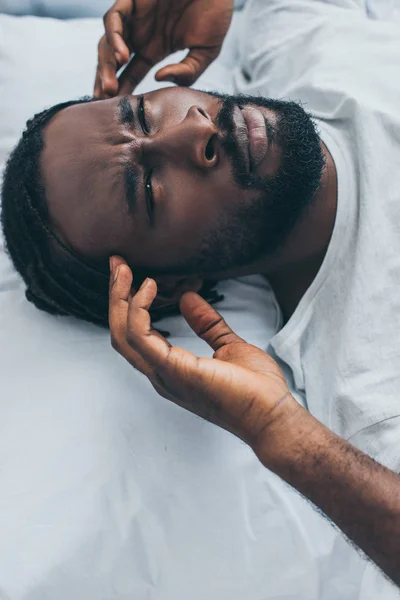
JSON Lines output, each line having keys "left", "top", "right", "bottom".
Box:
{"left": 254, "top": 396, "right": 400, "bottom": 586}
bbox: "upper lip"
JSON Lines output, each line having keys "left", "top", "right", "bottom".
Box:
{"left": 230, "top": 105, "right": 251, "bottom": 172}
{"left": 241, "top": 106, "right": 268, "bottom": 171}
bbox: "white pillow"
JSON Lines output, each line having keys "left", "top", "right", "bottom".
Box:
{"left": 0, "top": 13, "right": 335, "bottom": 600}
{"left": 0, "top": 0, "right": 246, "bottom": 18}
{"left": 0, "top": 0, "right": 116, "bottom": 17}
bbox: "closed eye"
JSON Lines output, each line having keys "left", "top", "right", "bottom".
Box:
{"left": 138, "top": 95, "right": 155, "bottom": 225}
{"left": 138, "top": 95, "right": 150, "bottom": 134}
{"left": 145, "top": 169, "right": 155, "bottom": 225}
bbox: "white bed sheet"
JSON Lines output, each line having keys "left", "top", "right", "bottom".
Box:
{"left": 0, "top": 13, "right": 339, "bottom": 600}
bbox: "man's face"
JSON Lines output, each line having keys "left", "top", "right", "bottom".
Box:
{"left": 41, "top": 87, "right": 323, "bottom": 278}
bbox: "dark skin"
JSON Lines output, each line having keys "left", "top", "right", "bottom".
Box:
{"left": 39, "top": 41, "right": 400, "bottom": 586}
{"left": 108, "top": 265, "right": 400, "bottom": 587}
{"left": 95, "top": 0, "right": 234, "bottom": 95}
{"left": 42, "top": 86, "right": 336, "bottom": 315}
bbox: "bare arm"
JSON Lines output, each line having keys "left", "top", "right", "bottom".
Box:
{"left": 255, "top": 401, "right": 400, "bottom": 586}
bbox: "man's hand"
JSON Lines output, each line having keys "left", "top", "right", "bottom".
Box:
{"left": 108, "top": 257, "right": 297, "bottom": 447}
{"left": 94, "top": 0, "right": 234, "bottom": 98}
{"left": 109, "top": 258, "right": 400, "bottom": 586}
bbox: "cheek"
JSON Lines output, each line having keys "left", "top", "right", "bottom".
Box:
{"left": 122, "top": 169, "right": 244, "bottom": 271}
{"left": 162, "top": 171, "right": 229, "bottom": 245}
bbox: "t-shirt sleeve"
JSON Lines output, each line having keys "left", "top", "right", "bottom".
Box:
{"left": 238, "top": 0, "right": 369, "bottom": 93}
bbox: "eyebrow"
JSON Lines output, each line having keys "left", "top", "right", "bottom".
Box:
{"left": 118, "top": 95, "right": 135, "bottom": 126}
{"left": 117, "top": 97, "right": 138, "bottom": 214}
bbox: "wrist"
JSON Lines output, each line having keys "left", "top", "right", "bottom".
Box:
{"left": 251, "top": 394, "right": 318, "bottom": 473}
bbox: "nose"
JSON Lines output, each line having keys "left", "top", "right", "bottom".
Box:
{"left": 138, "top": 105, "right": 220, "bottom": 170}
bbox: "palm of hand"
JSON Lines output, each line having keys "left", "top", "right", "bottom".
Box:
{"left": 108, "top": 262, "right": 291, "bottom": 448}
{"left": 117, "top": 0, "right": 234, "bottom": 89}
{"left": 127, "top": 0, "right": 231, "bottom": 58}
{"left": 152, "top": 339, "right": 289, "bottom": 445}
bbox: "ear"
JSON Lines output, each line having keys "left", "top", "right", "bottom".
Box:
{"left": 151, "top": 274, "right": 204, "bottom": 309}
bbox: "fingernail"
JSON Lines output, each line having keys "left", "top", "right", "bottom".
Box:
{"left": 140, "top": 277, "right": 150, "bottom": 290}
{"left": 113, "top": 266, "right": 120, "bottom": 283}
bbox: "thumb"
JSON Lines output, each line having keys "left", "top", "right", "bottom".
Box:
{"left": 179, "top": 292, "right": 244, "bottom": 352}
{"left": 155, "top": 47, "right": 218, "bottom": 87}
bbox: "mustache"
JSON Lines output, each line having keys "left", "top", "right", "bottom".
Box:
{"left": 216, "top": 97, "right": 250, "bottom": 187}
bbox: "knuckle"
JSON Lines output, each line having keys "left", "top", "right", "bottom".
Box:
{"left": 97, "top": 36, "right": 107, "bottom": 59}
{"left": 198, "top": 311, "right": 224, "bottom": 337}
{"left": 103, "top": 10, "right": 110, "bottom": 27}
{"left": 110, "top": 332, "right": 120, "bottom": 352}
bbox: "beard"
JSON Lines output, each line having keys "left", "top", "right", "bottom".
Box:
{"left": 176, "top": 92, "right": 325, "bottom": 275}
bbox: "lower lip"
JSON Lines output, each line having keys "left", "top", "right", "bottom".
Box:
{"left": 241, "top": 107, "right": 268, "bottom": 171}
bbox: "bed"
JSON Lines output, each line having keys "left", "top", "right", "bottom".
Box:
{"left": 0, "top": 4, "right": 392, "bottom": 599}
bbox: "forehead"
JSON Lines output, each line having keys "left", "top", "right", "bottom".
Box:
{"left": 41, "top": 98, "right": 132, "bottom": 257}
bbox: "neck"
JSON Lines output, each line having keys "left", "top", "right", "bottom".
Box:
{"left": 267, "top": 142, "right": 337, "bottom": 320}
{"left": 212, "top": 142, "right": 338, "bottom": 319}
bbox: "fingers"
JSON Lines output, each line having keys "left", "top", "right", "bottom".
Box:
{"left": 155, "top": 47, "right": 219, "bottom": 87}
{"left": 108, "top": 258, "right": 132, "bottom": 338}
{"left": 95, "top": 35, "right": 119, "bottom": 98}
{"left": 108, "top": 259, "right": 153, "bottom": 378}
{"left": 103, "top": 0, "right": 132, "bottom": 65}
{"left": 179, "top": 292, "right": 244, "bottom": 352}
{"left": 96, "top": 36, "right": 153, "bottom": 98}
{"left": 93, "top": 69, "right": 103, "bottom": 99}
{"left": 125, "top": 277, "right": 173, "bottom": 367}
{"left": 118, "top": 53, "right": 154, "bottom": 94}
{"left": 109, "top": 257, "right": 173, "bottom": 377}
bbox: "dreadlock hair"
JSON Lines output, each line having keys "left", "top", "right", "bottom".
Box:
{"left": 1, "top": 97, "right": 223, "bottom": 330}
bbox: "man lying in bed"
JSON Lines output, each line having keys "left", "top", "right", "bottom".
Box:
{"left": 2, "top": 0, "right": 400, "bottom": 590}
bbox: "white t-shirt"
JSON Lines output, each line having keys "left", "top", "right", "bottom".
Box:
{"left": 235, "top": 1, "right": 400, "bottom": 597}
